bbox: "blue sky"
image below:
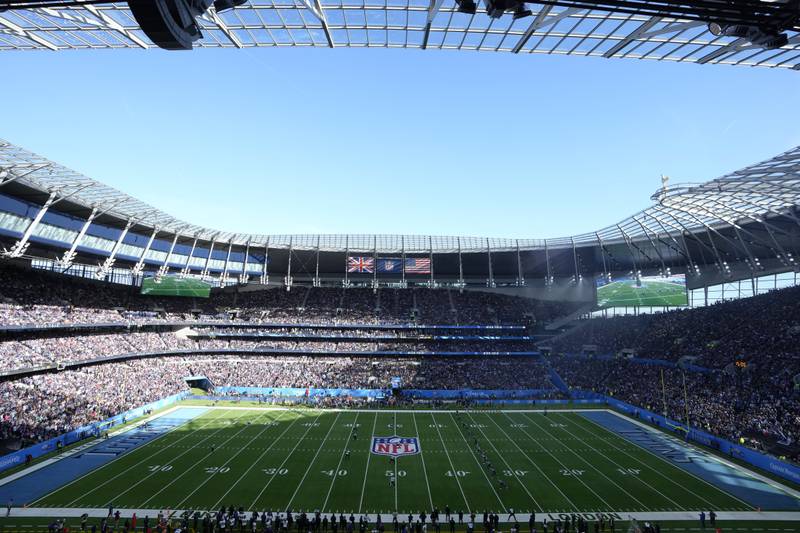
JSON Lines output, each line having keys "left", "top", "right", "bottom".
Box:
{"left": 2, "top": 48, "right": 799, "bottom": 239}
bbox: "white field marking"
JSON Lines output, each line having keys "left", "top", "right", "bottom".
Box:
{"left": 482, "top": 412, "right": 575, "bottom": 508}
{"left": 579, "top": 412, "right": 754, "bottom": 510}
{"left": 551, "top": 412, "right": 686, "bottom": 510}
{"left": 446, "top": 412, "right": 507, "bottom": 513}
{"left": 463, "top": 411, "right": 542, "bottom": 512}
{"left": 322, "top": 411, "right": 361, "bottom": 511}
{"left": 499, "top": 411, "right": 613, "bottom": 509}
{"left": 358, "top": 412, "right": 380, "bottom": 513}
{"left": 284, "top": 411, "right": 342, "bottom": 510}
{"left": 0, "top": 405, "right": 191, "bottom": 487}
{"left": 428, "top": 412, "right": 470, "bottom": 513}
{"left": 7, "top": 508, "right": 800, "bottom": 522}
{"left": 137, "top": 410, "right": 260, "bottom": 507}
{"left": 195, "top": 406, "right": 606, "bottom": 414}
{"left": 247, "top": 410, "right": 326, "bottom": 510}
{"left": 410, "top": 412, "right": 434, "bottom": 511}
{"left": 175, "top": 410, "right": 287, "bottom": 510}
{"left": 208, "top": 410, "right": 300, "bottom": 510}
{"left": 393, "top": 412, "right": 398, "bottom": 513}
{"left": 36, "top": 407, "right": 225, "bottom": 507}
{"left": 519, "top": 412, "right": 649, "bottom": 510}
{"left": 605, "top": 409, "right": 800, "bottom": 502}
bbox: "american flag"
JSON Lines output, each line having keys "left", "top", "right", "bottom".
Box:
{"left": 347, "top": 256, "right": 375, "bottom": 273}
{"left": 404, "top": 258, "right": 431, "bottom": 274}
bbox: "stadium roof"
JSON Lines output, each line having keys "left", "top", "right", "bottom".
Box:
{"left": 1, "top": 138, "right": 800, "bottom": 255}
{"left": 1, "top": 1, "right": 800, "bottom": 68}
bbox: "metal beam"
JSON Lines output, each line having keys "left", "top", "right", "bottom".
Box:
{"left": 513, "top": 7, "right": 582, "bottom": 53}
{"left": 0, "top": 14, "right": 58, "bottom": 50}
{"left": 421, "top": 0, "right": 445, "bottom": 49}
{"left": 603, "top": 15, "right": 660, "bottom": 57}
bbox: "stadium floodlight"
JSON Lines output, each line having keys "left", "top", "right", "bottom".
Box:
{"left": 454, "top": 0, "right": 477, "bottom": 14}
{"left": 484, "top": 0, "right": 529, "bottom": 19}
{"left": 513, "top": 2, "right": 532, "bottom": 19}
{"left": 707, "top": 22, "right": 788, "bottom": 50}
{"left": 128, "top": 0, "right": 214, "bottom": 50}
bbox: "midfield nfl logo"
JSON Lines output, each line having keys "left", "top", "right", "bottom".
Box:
{"left": 371, "top": 436, "right": 420, "bottom": 457}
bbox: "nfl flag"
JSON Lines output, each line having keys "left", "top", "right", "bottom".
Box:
{"left": 404, "top": 258, "right": 431, "bottom": 274}
{"left": 377, "top": 258, "right": 403, "bottom": 273}
{"left": 347, "top": 256, "right": 374, "bottom": 273}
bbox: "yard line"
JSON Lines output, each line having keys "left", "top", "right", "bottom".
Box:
{"left": 499, "top": 411, "right": 613, "bottom": 509}
{"left": 520, "top": 412, "right": 649, "bottom": 509}
{"left": 410, "top": 412, "right": 434, "bottom": 512}
{"left": 551, "top": 412, "right": 686, "bottom": 510}
{"left": 358, "top": 413, "right": 379, "bottom": 513}
{"left": 208, "top": 410, "right": 300, "bottom": 510}
{"left": 248, "top": 410, "right": 326, "bottom": 510}
{"left": 446, "top": 412, "right": 507, "bottom": 513}
{"left": 285, "top": 412, "right": 342, "bottom": 511}
{"left": 138, "top": 410, "right": 266, "bottom": 507}
{"left": 463, "top": 411, "right": 542, "bottom": 512}
{"left": 31, "top": 411, "right": 227, "bottom": 507}
{"left": 322, "top": 412, "right": 361, "bottom": 511}
{"left": 175, "top": 410, "right": 290, "bottom": 510}
{"left": 429, "top": 412, "right": 471, "bottom": 513}
{"left": 393, "top": 412, "right": 398, "bottom": 513}
{"left": 576, "top": 412, "right": 753, "bottom": 510}
{"left": 56, "top": 409, "right": 231, "bottom": 507}
{"left": 483, "top": 413, "right": 576, "bottom": 510}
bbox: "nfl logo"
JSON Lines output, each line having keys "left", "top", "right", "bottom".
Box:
{"left": 371, "top": 436, "right": 420, "bottom": 457}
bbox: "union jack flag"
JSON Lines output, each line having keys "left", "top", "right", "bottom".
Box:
{"left": 347, "top": 256, "right": 375, "bottom": 273}
{"left": 405, "top": 258, "right": 431, "bottom": 274}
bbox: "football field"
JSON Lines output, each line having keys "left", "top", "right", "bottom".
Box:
{"left": 596, "top": 280, "right": 687, "bottom": 308}
{"left": 31, "top": 408, "right": 761, "bottom": 515}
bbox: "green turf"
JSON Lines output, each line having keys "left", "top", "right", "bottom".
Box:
{"left": 30, "top": 409, "right": 758, "bottom": 514}
{"left": 140, "top": 276, "right": 211, "bottom": 298}
{"left": 596, "top": 280, "right": 687, "bottom": 309}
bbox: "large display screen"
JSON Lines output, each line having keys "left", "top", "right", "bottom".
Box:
{"left": 596, "top": 274, "right": 687, "bottom": 308}
{"left": 140, "top": 275, "right": 211, "bottom": 298}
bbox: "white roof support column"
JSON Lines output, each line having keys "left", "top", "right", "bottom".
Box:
{"left": 313, "top": 236, "right": 320, "bottom": 287}
{"left": 372, "top": 235, "right": 378, "bottom": 290}
{"left": 516, "top": 239, "right": 524, "bottom": 286}
{"left": 429, "top": 235, "right": 435, "bottom": 287}
{"left": 595, "top": 232, "right": 610, "bottom": 280}
{"left": 647, "top": 211, "right": 698, "bottom": 275}
{"left": 157, "top": 233, "right": 181, "bottom": 280}
{"left": 486, "top": 237, "right": 495, "bottom": 288}
{"left": 544, "top": 240, "right": 553, "bottom": 287}
{"left": 131, "top": 227, "right": 159, "bottom": 277}
{"left": 96, "top": 219, "right": 133, "bottom": 280}
{"left": 421, "top": 0, "right": 445, "bottom": 49}
{"left": 456, "top": 237, "right": 464, "bottom": 291}
{"left": 616, "top": 224, "right": 641, "bottom": 279}
{"left": 261, "top": 238, "right": 270, "bottom": 286}
{"left": 221, "top": 240, "right": 234, "bottom": 286}
{"left": 571, "top": 237, "right": 580, "bottom": 284}
{"left": 299, "top": 0, "right": 334, "bottom": 47}
{"left": 59, "top": 207, "right": 98, "bottom": 269}
{"left": 180, "top": 236, "right": 199, "bottom": 278}
{"left": 240, "top": 240, "right": 251, "bottom": 285}
{"left": 401, "top": 235, "right": 407, "bottom": 288}
{"left": 2, "top": 191, "right": 57, "bottom": 258}
{"left": 201, "top": 238, "right": 218, "bottom": 280}
{"left": 344, "top": 235, "right": 349, "bottom": 288}
{"left": 631, "top": 216, "right": 667, "bottom": 275}
{"left": 285, "top": 236, "right": 293, "bottom": 291}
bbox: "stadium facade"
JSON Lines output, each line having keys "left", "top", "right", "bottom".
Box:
{"left": 1, "top": 138, "right": 800, "bottom": 300}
